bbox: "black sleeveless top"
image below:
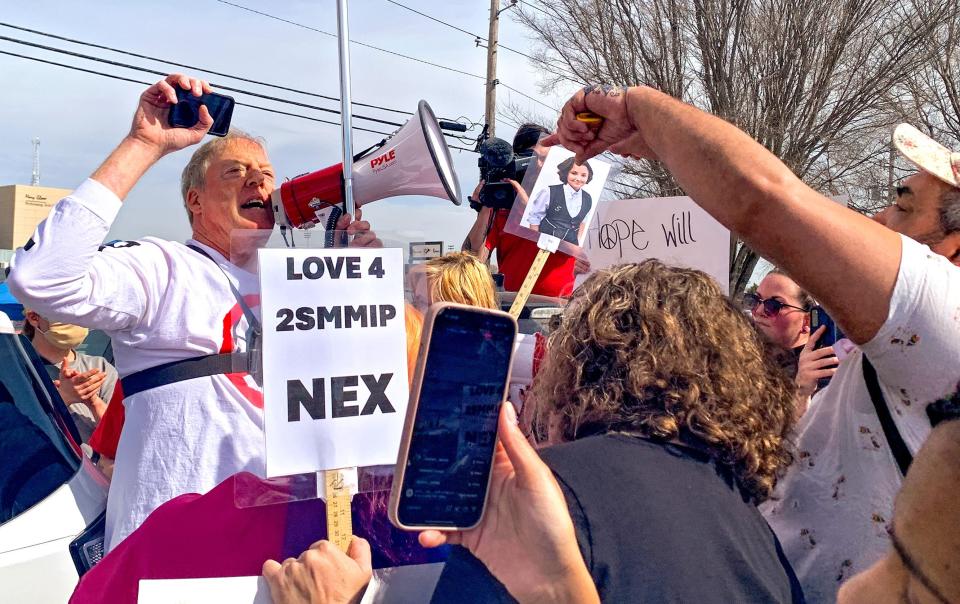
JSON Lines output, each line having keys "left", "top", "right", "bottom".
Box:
{"left": 539, "top": 184, "right": 593, "bottom": 244}
{"left": 430, "top": 433, "right": 805, "bottom": 603}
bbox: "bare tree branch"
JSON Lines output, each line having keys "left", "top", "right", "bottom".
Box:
{"left": 515, "top": 0, "right": 957, "bottom": 295}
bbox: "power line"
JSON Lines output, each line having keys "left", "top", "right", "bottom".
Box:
{"left": 212, "top": 0, "right": 561, "bottom": 115}
{"left": 379, "top": 0, "right": 581, "bottom": 89}
{"left": 0, "top": 22, "right": 414, "bottom": 117}
{"left": 500, "top": 82, "right": 558, "bottom": 113}
{"left": 381, "top": 0, "right": 532, "bottom": 64}
{"left": 382, "top": 0, "right": 478, "bottom": 38}
{"left": 0, "top": 50, "right": 469, "bottom": 141}
{"left": 0, "top": 50, "right": 392, "bottom": 136}
{"left": 0, "top": 48, "right": 478, "bottom": 153}
{"left": 0, "top": 34, "right": 410, "bottom": 129}
{"left": 212, "top": 0, "right": 484, "bottom": 81}
{"left": 496, "top": 111, "right": 522, "bottom": 130}
{"left": 517, "top": 0, "right": 553, "bottom": 19}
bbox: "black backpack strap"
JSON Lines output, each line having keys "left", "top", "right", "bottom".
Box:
{"left": 862, "top": 356, "right": 912, "bottom": 476}
{"left": 121, "top": 353, "right": 242, "bottom": 397}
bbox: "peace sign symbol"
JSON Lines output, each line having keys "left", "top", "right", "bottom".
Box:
{"left": 599, "top": 223, "right": 619, "bottom": 249}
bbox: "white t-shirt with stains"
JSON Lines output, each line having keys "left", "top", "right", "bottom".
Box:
{"left": 762, "top": 235, "right": 960, "bottom": 603}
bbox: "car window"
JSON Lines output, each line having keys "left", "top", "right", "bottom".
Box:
{"left": 75, "top": 330, "right": 113, "bottom": 365}
{"left": 0, "top": 333, "right": 80, "bottom": 525}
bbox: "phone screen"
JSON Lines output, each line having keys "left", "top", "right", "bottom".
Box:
{"left": 168, "top": 89, "right": 235, "bottom": 137}
{"left": 396, "top": 307, "right": 516, "bottom": 528}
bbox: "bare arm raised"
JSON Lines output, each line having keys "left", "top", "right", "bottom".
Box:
{"left": 547, "top": 86, "right": 902, "bottom": 344}
{"left": 7, "top": 74, "right": 214, "bottom": 329}
{"left": 92, "top": 74, "right": 213, "bottom": 200}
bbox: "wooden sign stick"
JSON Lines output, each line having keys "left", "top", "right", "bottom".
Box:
{"left": 324, "top": 468, "right": 354, "bottom": 552}
{"left": 508, "top": 247, "right": 553, "bottom": 319}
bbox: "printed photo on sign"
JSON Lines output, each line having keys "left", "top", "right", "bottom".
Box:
{"left": 519, "top": 148, "right": 610, "bottom": 246}
{"left": 503, "top": 146, "right": 612, "bottom": 256}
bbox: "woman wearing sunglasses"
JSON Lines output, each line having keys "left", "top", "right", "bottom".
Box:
{"left": 745, "top": 270, "right": 839, "bottom": 413}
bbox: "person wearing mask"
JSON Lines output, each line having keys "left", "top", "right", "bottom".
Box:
{"left": 432, "top": 260, "right": 803, "bottom": 603}
{"left": 548, "top": 85, "right": 960, "bottom": 601}
{"left": 7, "top": 74, "right": 378, "bottom": 552}
{"left": 22, "top": 308, "right": 117, "bottom": 443}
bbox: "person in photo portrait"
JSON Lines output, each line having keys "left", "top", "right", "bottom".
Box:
{"left": 525, "top": 157, "right": 594, "bottom": 245}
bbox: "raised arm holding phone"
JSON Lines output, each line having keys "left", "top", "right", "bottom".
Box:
{"left": 7, "top": 74, "right": 379, "bottom": 553}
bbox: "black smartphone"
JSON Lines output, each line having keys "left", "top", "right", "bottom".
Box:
{"left": 390, "top": 303, "right": 517, "bottom": 531}
{"left": 168, "top": 88, "right": 235, "bottom": 137}
{"left": 809, "top": 306, "right": 843, "bottom": 388}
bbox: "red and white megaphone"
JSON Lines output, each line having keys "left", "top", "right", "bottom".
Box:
{"left": 272, "top": 100, "right": 462, "bottom": 229}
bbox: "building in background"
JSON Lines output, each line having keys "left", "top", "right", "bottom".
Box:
{"left": 0, "top": 184, "right": 70, "bottom": 276}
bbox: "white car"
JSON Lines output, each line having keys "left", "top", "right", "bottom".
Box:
{"left": 0, "top": 311, "right": 109, "bottom": 602}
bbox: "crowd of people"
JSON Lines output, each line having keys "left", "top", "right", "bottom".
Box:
{"left": 5, "top": 74, "right": 960, "bottom": 604}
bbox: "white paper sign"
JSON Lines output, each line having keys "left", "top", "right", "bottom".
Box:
{"left": 258, "top": 248, "right": 408, "bottom": 476}
{"left": 137, "top": 565, "right": 443, "bottom": 604}
{"left": 578, "top": 196, "right": 731, "bottom": 293}
{"left": 138, "top": 576, "right": 270, "bottom": 604}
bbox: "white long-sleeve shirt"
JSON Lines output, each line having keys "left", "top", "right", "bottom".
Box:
{"left": 8, "top": 178, "right": 266, "bottom": 551}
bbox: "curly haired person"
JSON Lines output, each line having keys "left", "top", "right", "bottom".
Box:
{"left": 431, "top": 260, "right": 804, "bottom": 603}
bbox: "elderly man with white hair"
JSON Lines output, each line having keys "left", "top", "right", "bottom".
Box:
{"left": 8, "top": 74, "right": 379, "bottom": 552}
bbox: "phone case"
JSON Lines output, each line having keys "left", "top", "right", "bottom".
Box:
{"left": 388, "top": 302, "right": 518, "bottom": 532}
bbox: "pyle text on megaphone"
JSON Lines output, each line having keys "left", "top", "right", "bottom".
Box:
{"left": 272, "top": 100, "right": 462, "bottom": 230}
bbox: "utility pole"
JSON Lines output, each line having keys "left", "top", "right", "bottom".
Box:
{"left": 484, "top": 0, "right": 500, "bottom": 137}
{"left": 31, "top": 138, "right": 40, "bottom": 186}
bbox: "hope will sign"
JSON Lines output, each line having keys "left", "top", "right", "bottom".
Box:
{"left": 258, "top": 248, "right": 408, "bottom": 477}
{"left": 578, "top": 196, "right": 731, "bottom": 294}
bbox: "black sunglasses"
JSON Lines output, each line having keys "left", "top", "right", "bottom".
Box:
{"left": 742, "top": 293, "right": 807, "bottom": 316}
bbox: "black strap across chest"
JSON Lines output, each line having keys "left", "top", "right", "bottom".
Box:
{"left": 119, "top": 244, "right": 259, "bottom": 397}
{"left": 862, "top": 356, "right": 912, "bottom": 477}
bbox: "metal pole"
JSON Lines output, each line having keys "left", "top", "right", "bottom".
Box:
{"left": 336, "top": 0, "right": 356, "bottom": 218}
{"left": 484, "top": 0, "right": 500, "bottom": 137}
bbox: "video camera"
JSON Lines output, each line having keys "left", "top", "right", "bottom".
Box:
{"left": 475, "top": 126, "right": 535, "bottom": 210}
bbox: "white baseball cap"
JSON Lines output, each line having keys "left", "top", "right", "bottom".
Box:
{"left": 893, "top": 123, "right": 960, "bottom": 188}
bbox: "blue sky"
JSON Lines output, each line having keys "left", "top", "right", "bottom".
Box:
{"left": 0, "top": 0, "right": 578, "bottom": 250}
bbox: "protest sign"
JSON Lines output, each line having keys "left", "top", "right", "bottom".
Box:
{"left": 409, "top": 241, "right": 443, "bottom": 262}
{"left": 138, "top": 577, "right": 270, "bottom": 604}
{"left": 578, "top": 196, "right": 731, "bottom": 293}
{"left": 258, "top": 248, "right": 408, "bottom": 477}
{"left": 504, "top": 146, "right": 613, "bottom": 257}
{"left": 137, "top": 565, "right": 444, "bottom": 603}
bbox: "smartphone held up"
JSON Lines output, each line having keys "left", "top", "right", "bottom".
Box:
{"left": 810, "top": 306, "right": 843, "bottom": 388}
{"left": 168, "top": 87, "right": 235, "bottom": 137}
{"left": 390, "top": 303, "right": 518, "bottom": 532}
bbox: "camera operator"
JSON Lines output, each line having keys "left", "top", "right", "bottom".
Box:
{"left": 461, "top": 124, "right": 585, "bottom": 298}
